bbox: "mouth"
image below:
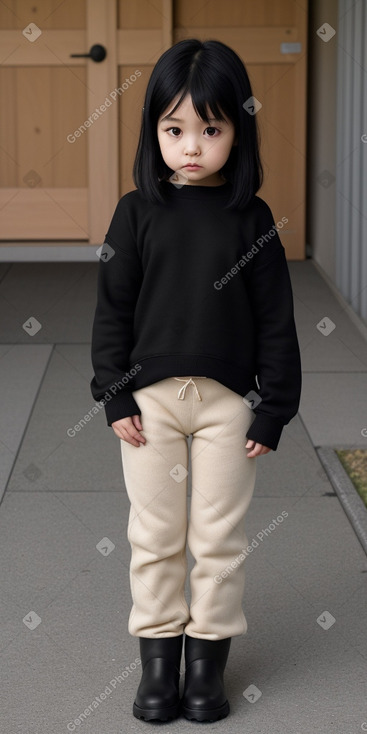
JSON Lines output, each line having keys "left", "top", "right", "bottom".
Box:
{"left": 183, "top": 164, "right": 202, "bottom": 169}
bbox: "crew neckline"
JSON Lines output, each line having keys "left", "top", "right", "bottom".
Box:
{"left": 160, "top": 179, "right": 232, "bottom": 198}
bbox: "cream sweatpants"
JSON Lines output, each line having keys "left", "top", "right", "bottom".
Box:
{"left": 120, "top": 376, "right": 257, "bottom": 641}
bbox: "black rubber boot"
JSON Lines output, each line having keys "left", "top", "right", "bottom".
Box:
{"left": 133, "top": 634, "right": 183, "bottom": 721}
{"left": 181, "top": 634, "right": 231, "bottom": 722}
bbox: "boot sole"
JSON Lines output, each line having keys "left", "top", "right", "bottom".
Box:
{"left": 181, "top": 699, "right": 230, "bottom": 722}
{"left": 133, "top": 701, "right": 180, "bottom": 721}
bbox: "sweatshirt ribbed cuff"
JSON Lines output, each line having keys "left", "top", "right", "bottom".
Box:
{"left": 245, "top": 413, "right": 285, "bottom": 452}
{"left": 103, "top": 390, "right": 141, "bottom": 426}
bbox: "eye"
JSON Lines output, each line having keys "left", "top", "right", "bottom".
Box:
{"left": 205, "top": 127, "right": 219, "bottom": 136}
{"left": 166, "top": 127, "right": 181, "bottom": 137}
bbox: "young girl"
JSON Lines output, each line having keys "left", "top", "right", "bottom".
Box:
{"left": 90, "top": 38, "right": 302, "bottom": 724}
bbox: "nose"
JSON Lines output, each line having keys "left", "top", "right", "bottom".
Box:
{"left": 184, "top": 134, "right": 200, "bottom": 156}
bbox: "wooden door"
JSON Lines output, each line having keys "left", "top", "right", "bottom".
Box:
{"left": 0, "top": 0, "right": 119, "bottom": 244}
{"left": 0, "top": 0, "right": 306, "bottom": 259}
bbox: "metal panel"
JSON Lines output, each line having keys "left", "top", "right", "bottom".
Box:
{"left": 336, "top": 0, "right": 367, "bottom": 322}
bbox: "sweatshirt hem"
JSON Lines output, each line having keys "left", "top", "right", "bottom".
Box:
{"left": 129, "top": 355, "right": 258, "bottom": 397}
{"left": 102, "top": 356, "right": 290, "bottom": 450}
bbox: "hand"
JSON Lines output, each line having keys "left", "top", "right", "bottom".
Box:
{"left": 245, "top": 439, "right": 272, "bottom": 457}
{"left": 111, "top": 415, "right": 146, "bottom": 447}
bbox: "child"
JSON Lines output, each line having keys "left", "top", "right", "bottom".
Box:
{"left": 90, "top": 38, "right": 302, "bottom": 724}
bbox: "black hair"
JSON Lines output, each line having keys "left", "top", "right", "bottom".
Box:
{"left": 132, "top": 38, "right": 263, "bottom": 211}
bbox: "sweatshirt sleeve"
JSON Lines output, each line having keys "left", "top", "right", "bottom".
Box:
{"left": 90, "top": 195, "right": 143, "bottom": 426}
{"left": 245, "top": 200, "right": 302, "bottom": 451}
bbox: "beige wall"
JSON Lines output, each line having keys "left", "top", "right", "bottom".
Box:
{"left": 306, "top": 0, "right": 338, "bottom": 278}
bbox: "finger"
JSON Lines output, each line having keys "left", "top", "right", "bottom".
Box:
{"left": 114, "top": 425, "right": 140, "bottom": 446}
{"left": 132, "top": 417, "right": 146, "bottom": 443}
{"left": 127, "top": 426, "right": 146, "bottom": 446}
{"left": 137, "top": 421, "right": 145, "bottom": 443}
{"left": 246, "top": 448, "right": 257, "bottom": 457}
{"left": 123, "top": 427, "right": 140, "bottom": 445}
{"left": 131, "top": 425, "right": 146, "bottom": 443}
{"left": 246, "top": 443, "right": 261, "bottom": 457}
{"left": 132, "top": 415, "right": 144, "bottom": 433}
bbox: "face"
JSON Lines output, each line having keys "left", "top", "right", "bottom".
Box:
{"left": 157, "top": 93, "right": 237, "bottom": 186}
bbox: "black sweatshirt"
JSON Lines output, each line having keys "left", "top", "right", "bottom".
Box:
{"left": 90, "top": 180, "right": 302, "bottom": 451}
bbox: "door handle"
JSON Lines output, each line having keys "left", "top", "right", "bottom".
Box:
{"left": 70, "top": 44, "right": 107, "bottom": 62}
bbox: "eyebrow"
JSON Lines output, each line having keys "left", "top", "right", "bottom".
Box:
{"left": 160, "top": 115, "right": 226, "bottom": 123}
